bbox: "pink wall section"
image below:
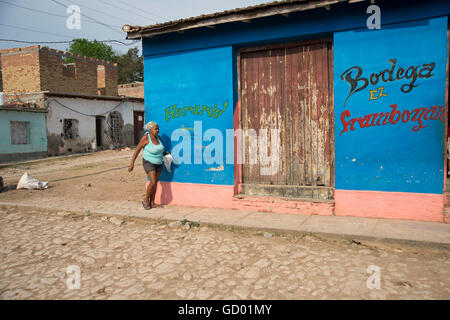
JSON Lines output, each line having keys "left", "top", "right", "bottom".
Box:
{"left": 148, "top": 181, "right": 333, "bottom": 215}
{"left": 147, "top": 182, "right": 444, "bottom": 222}
{"left": 150, "top": 181, "right": 235, "bottom": 209}
{"left": 335, "top": 190, "right": 444, "bottom": 222}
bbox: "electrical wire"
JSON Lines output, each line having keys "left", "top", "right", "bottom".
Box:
{"left": 49, "top": 0, "right": 124, "bottom": 35}
{"left": 0, "top": 39, "right": 71, "bottom": 44}
{"left": 95, "top": 0, "right": 160, "bottom": 23}
{"left": 67, "top": 0, "right": 131, "bottom": 24}
{"left": 0, "top": 0, "right": 120, "bottom": 28}
{"left": 0, "top": 23, "right": 138, "bottom": 44}
{"left": 0, "top": 21, "right": 139, "bottom": 44}
{"left": 0, "top": 23, "right": 74, "bottom": 39}
{"left": 0, "top": 38, "right": 139, "bottom": 45}
{"left": 110, "top": 0, "right": 167, "bottom": 22}
{"left": 46, "top": 98, "right": 125, "bottom": 117}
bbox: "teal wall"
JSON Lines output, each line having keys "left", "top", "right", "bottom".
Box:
{"left": 0, "top": 110, "right": 47, "bottom": 155}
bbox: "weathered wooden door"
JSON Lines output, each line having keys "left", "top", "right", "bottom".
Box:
{"left": 239, "top": 40, "right": 334, "bottom": 200}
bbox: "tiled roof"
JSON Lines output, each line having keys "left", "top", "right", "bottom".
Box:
{"left": 123, "top": 0, "right": 348, "bottom": 39}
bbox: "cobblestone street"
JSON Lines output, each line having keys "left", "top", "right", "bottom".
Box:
{"left": 1, "top": 0, "right": 450, "bottom": 304}
{"left": 0, "top": 151, "right": 448, "bottom": 300}
{"left": 1, "top": 205, "right": 449, "bottom": 300}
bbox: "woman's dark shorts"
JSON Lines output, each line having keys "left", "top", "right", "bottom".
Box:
{"left": 143, "top": 159, "right": 163, "bottom": 174}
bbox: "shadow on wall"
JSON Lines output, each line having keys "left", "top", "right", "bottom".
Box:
{"left": 158, "top": 134, "right": 180, "bottom": 205}
{"left": 122, "top": 123, "right": 134, "bottom": 146}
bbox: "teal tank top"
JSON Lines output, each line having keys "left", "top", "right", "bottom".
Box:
{"left": 142, "top": 134, "right": 164, "bottom": 165}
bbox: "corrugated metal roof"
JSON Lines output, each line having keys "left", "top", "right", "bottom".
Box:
{"left": 123, "top": 0, "right": 350, "bottom": 39}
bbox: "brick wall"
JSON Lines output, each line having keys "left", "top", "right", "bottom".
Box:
{"left": 232, "top": 195, "right": 335, "bottom": 216}
{"left": 118, "top": 82, "right": 144, "bottom": 98}
{"left": 3, "top": 92, "right": 46, "bottom": 108}
{"left": 0, "top": 46, "right": 41, "bottom": 94}
{"left": 105, "top": 64, "right": 118, "bottom": 96}
{"left": 97, "top": 65, "right": 105, "bottom": 95}
{"left": 0, "top": 45, "right": 118, "bottom": 96}
{"left": 97, "top": 64, "right": 118, "bottom": 96}
{"left": 39, "top": 48, "right": 98, "bottom": 95}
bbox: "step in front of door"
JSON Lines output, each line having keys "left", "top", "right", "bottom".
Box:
{"left": 240, "top": 184, "right": 334, "bottom": 201}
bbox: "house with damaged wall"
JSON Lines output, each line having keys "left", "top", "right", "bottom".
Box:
{"left": 124, "top": 0, "right": 450, "bottom": 222}
{"left": 0, "top": 45, "right": 145, "bottom": 162}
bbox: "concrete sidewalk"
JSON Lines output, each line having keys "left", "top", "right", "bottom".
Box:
{"left": 1, "top": 197, "right": 449, "bottom": 248}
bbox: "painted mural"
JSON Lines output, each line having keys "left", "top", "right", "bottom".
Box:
{"left": 144, "top": 46, "right": 235, "bottom": 185}
{"left": 339, "top": 58, "right": 443, "bottom": 135}
{"left": 164, "top": 102, "right": 228, "bottom": 121}
{"left": 334, "top": 17, "right": 448, "bottom": 194}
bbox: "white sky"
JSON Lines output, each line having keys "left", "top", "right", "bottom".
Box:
{"left": 0, "top": 0, "right": 275, "bottom": 54}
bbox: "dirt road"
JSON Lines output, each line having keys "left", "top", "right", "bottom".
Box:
{"left": 0, "top": 149, "right": 147, "bottom": 206}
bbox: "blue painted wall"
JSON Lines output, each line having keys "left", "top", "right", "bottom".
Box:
{"left": 144, "top": 46, "right": 235, "bottom": 185}
{"left": 142, "top": 0, "right": 450, "bottom": 190}
{"left": 334, "top": 17, "right": 448, "bottom": 194}
{"left": 0, "top": 110, "right": 47, "bottom": 154}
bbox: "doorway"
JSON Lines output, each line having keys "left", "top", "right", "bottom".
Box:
{"left": 95, "top": 116, "right": 103, "bottom": 147}
{"left": 238, "top": 39, "right": 335, "bottom": 200}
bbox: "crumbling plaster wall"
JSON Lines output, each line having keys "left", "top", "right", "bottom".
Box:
{"left": 45, "top": 97, "right": 144, "bottom": 155}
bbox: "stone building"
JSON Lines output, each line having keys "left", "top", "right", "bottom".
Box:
{"left": 0, "top": 45, "right": 117, "bottom": 96}
{"left": 0, "top": 45, "right": 144, "bottom": 162}
{"left": 118, "top": 82, "right": 144, "bottom": 99}
{"left": 124, "top": 0, "right": 450, "bottom": 222}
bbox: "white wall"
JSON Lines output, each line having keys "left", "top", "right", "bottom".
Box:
{"left": 45, "top": 96, "right": 144, "bottom": 155}
{"left": 119, "top": 100, "right": 145, "bottom": 125}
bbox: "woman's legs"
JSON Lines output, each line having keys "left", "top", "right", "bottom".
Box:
{"left": 144, "top": 170, "right": 156, "bottom": 208}
{"left": 150, "top": 169, "right": 161, "bottom": 206}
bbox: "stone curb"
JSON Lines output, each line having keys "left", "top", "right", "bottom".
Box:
{"left": 1, "top": 201, "right": 449, "bottom": 250}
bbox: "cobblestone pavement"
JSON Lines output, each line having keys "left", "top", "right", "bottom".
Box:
{"left": 0, "top": 150, "right": 131, "bottom": 181}
{"left": 1, "top": 205, "right": 449, "bottom": 300}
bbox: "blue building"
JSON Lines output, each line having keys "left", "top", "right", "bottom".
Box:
{"left": 124, "top": 0, "right": 450, "bottom": 222}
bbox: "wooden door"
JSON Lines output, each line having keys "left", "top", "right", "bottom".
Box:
{"left": 95, "top": 117, "right": 103, "bottom": 147}
{"left": 239, "top": 40, "right": 334, "bottom": 200}
{"left": 133, "top": 111, "right": 145, "bottom": 145}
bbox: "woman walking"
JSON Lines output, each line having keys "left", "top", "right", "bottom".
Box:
{"left": 128, "top": 121, "right": 165, "bottom": 210}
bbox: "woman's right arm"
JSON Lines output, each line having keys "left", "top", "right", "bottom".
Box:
{"left": 128, "top": 135, "right": 148, "bottom": 172}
